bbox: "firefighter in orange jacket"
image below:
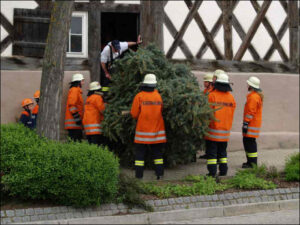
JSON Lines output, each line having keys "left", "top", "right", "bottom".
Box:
{"left": 242, "top": 76, "right": 263, "bottom": 168}
{"left": 205, "top": 72, "right": 236, "bottom": 177}
{"left": 32, "top": 90, "right": 40, "bottom": 128}
{"left": 203, "top": 73, "right": 214, "bottom": 94}
{"left": 64, "top": 73, "right": 85, "bottom": 142}
{"left": 130, "top": 74, "right": 166, "bottom": 180}
{"left": 83, "top": 81, "right": 106, "bottom": 146}
{"left": 19, "top": 98, "right": 34, "bottom": 129}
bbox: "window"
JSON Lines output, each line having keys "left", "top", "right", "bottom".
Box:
{"left": 67, "top": 12, "right": 88, "bottom": 58}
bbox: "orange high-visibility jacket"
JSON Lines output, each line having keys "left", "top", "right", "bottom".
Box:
{"left": 205, "top": 89, "right": 236, "bottom": 142}
{"left": 83, "top": 93, "right": 105, "bottom": 135}
{"left": 130, "top": 90, "right": 167, "bottom": 144}
{"left": 32, "top": 105, "right": 39, "bottom": 115}
{"left": 64, "top": 87, "right": 84, "bottom": 130}
{"left": 203, "top": 86, "right": 213, "bottom": 94}
{"left": 243, "top": 91, "right": 263, "bottom": 138}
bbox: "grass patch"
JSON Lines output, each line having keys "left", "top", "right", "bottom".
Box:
{"left": 223, "top": 165, "right": 277, "bottom": 190}
{"left": 141, "top": 175, "right": 228, "bottom": 198}
{"left": 284, "top": 153, "right": 300, "bottom": 182}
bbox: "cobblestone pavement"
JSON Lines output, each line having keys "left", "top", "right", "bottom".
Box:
{"left": 160, "top": 209, "right": 300, "bottom": 224}
{"left": 122, "top": 149, "right": 299, "bottom": 181}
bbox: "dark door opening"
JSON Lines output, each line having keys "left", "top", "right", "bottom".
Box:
{"left": 101, "top": 12, "right": 140, "bottom": 52}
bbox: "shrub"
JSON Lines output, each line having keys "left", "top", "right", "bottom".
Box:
{"left": 1, "top": 124, "right": 120, "bottom": 207}
{"left": 102, "top": 44, "right": 214, "bottom": 168}
{"left": 284, "top": 153, "right": 300, "bottom": 182}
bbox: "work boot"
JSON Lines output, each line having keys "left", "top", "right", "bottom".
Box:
{"left": 206, "top": 173, "right": 216, "bottom": 178}
{"left": 218, "top": 172, "right": 227, "bottom": 177}
{"left": 199, "top": 154, "right": 208, "bottom": 159}
{"left": 157, "top": 175, "right": 164, "bottom": 180}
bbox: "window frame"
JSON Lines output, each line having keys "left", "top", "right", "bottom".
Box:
{"left": 66, "top": 11, "right": 88, "bottom": 58}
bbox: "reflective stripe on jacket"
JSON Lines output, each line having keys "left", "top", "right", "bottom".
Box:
{"left": 130, "top": 90, "right": 167, "bottom": 144}
{"left": 203, "top": 87, "right": 213, "bottom": 94}
{"left": 20, "top": 110, "right": 34, "bottom": 129}
{"left": 64, "top": 87, "right": 84, "bottom": 130}
{"left": 243, "top": 91, "right": 263, "bottom": 138}
{"left": 205, "top": 89, "right": 236, "bottom": 142}
{"left": 82, "top": 93, "right": 105, "bottom": 135}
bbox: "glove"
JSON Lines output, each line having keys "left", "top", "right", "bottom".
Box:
{"left": 242, "top": 122, "right": 249, "bottom": 134}
{"left": 72, "top": 112, "right": 82, "bottom": 126}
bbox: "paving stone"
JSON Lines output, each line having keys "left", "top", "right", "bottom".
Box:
{"left": 266, "top": 189, "right": 274, "bottom": 195}
{"left": 55, "top": 213, "right": 67, "bottom": 220}
{"left": 82, "top": 211, "right": 91, "bottom": 218}
{"left": 15, "top": 209, "right": 25, "bottom": 217}
{"left": 275, "top": 195, "right": 281, "bottom": 201}
{"left": 281, "top": 195, "right": 288, "bottom": 200}
{"left": 290, "top": 187, "right": 299, "bottom": 193}
{"left": 216, "top": 201, "right": 223, "bottom": 206}
{"left": 112, "top": 209, "right": 120, "bottom": 214}
{"left": 253, "top": 191, "right": 260, "bottom": 197}
{"left": 173, "top": 205, "right": 183, "bottom": 210}
{"left": 158, "top": 206, "right": 173, "bottom": 211}
{"left": 273, "top": 189, "right": 280, "bottom": 194}
{"left": 117, "top": 203, "right": 127, "bottom": 209}
{"left": 110, "top": 204, "right": 118, "bottom": 210}
{"left": 119, "top": 209, "right": 128, "bottom": 214}
{"left": 30, "top": 215, "right": 40, "bottom": 222}
{"left": 162, "top": 199, "right": 169, "bottom": 206}
{"left": 23, "top": 216, "right": 30, "bottom": 222}
{"left": 146, "top": 200, "right": 155, "bottom": 207}
{"left": 195, "top": 196, "right": 202, "bottom": 201}
{"left": 90, "top": 211, "right": 98, "bottom": 217}
{"left": 225, "top": 193, "right": 233, "bottom": 200}
{"left": 242, "top": 198, "right": 249, "bottom": 203}
{"left": 190, "top": 196, "right": 198, "bottom": 203}
{"left": 195, "top": 202, "right": 202, "bottom": 208}
{"left": 268, "top": 196, "right": 275, "bottom": 201}
{"left": 128, "top": 208, "right": 144, "bottom": 214}
{"left": 259, "top": 190, "right": 267, "bottom": 195}
{"left": 39, "top": 214, "right": 49, "bottom": 221}
{"left": 73, "top": 211, "right": 83, "bottom": 218}
{"left": 67, "top": 206, "right": 76, "bottom": 212}
{"left": 210, "top": 202, "right": 217, "bottom": 207}
{"left": 285, "top": 188, "right": 292, "bottom": 194}
{"left": 232, "top": 193, "right": 239, "bottom": 199}
{"left": 65, "top": 212, "right": 74, "bottom": 219}
{"left": 43, "top": 207, "right": 54, "bottom": 214}
{"left": 255, "top": 197, "right": 262, "bottom": 202}
{"left": 13, "top": 217, "right": 23, "bottom": 223}
{"left": 1, "top": 210, "right": 5, "bottom": 218}
{"left": 167, "top": 198, "right": 175, "bottom": 205}
{"left": 34, "top": 208, "right": 44, "bottom": 215}
{"left": 154, "top": 200, "right": 163, "bottom": 206}
{"left": 237, "top": 198, "right": 244, "bottom": 204}
{"left": 183, "top": 197, "right": 191, "bottom": 203}
{"left": 1, "top": 218, "right": 12, "bottom": 224}
{"left": 247, "top": 191, "right": 255, "bottom": 197}
{"left": 224, "top": 200, "right": 230, "bottom": 206}
{"left": 201, "top": 202, "right": 210, "bottom": 207}
{"left": 25, "top": 208, "right": 35, "bottom": 216}
{"left": 287, "top": 194, "right": 293, "bottom": 200}
{"left": 188, "top": 203, "right": 196, "bottom": 208}
{"left": 279, "top": 189, "right": 286, "bottom": 194}
{"left": 5, "top": 210, "right": 15, "bottom": 217}
{"left": 211, "top": 194, "right": 218, "bottom": 201}
{"left": 175, "top": 197, "right": 184, "bottom": 204}
{"left": 218, "top": 194, "right": 226, "bottom": 200}
{"left": 292, "top": 193, "right": 299, "bottom": 199}
{"left": 47, "top": 214, "right": 57, "bottom": 220}
{"left": 59, "top": 206, "right": 69, "bottom": 213}
{"left": 261, "top": 196, "right": 269, "bottom": 202}
{"left": 101, "top": 204, "right": 111, "bottom": 210}
{"left": 230, "top": 199, "right": 237, "bottom": 205}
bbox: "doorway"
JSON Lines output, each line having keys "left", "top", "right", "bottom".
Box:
{"left": 101, "top": 12, "right": 140, "bottom": 51}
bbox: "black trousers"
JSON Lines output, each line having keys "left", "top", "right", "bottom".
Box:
{"left": 68, "top": 129, "right": 83, "bottom": 142}
{"left": 206, "top": 140, "right": 228, "bottom": 176}
{"left": 243, "top": 137, "right": 257, "bottom": 165}
{"left": 135, "top": 143, "right": 164, "bottom": 179}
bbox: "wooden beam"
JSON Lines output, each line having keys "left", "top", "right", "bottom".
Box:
{"left": 163, "top": 0, "right": 168, "bottom": 8}
{"left": 88, "top": 0, "right": 101, "bottom": 82}
{"left": 35, "top": 0, "right": 53, "bottom": 10}
{"left": 171, "top": 59, "right": 298, "bottom": 74}
{"left": 0, "top": 13, "right": 14, "bottom": 35}
{"left": 14, "top": 16, "right": 50, "bottom": 23}
{"left": 264, "top": 17, "right": 288, "bottom": 60}
{"left": 288, "top": 0, "right": 299, "bottom": 65}
{"left": 74, "top": 2, "right": 141, "bottom": 13}
{"left": 164, "top": 15, "right": 193, "bottom": 59}
{"left": 141, "top": 0, "right": 164, "bottom": 51}
{"left": 184, "top": 0, "right": 223, "bottom": 60}
{"left": 1, "top": 35, "right": 13, "bottom": 53}
{"left": 166, "top": 0, "right": 202, "bottom": 58}
{"left": 222, "top": 0, "right": 233, "bottom": 60}
{"left": 234, "top": 0, "right": 271, "bottom": 61}
{"left": 279, "top": 0, "right": 288, "bottom": 13}
{"left": 250, "top": 0, "right": 288, "bottom": 62}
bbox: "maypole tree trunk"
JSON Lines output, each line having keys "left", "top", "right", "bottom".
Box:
{"left": 37, "top": 1, "right": 74, "bottom": 140}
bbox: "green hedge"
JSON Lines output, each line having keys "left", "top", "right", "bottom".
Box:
{"left": 1, "top": 124, "right": 120, "bottom": 207}
{"left": 284, "top": 153, "right": 299, "bottom": 182}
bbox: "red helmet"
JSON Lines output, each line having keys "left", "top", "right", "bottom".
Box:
{"left": 34, "top": 90, "right": 40, "bottom": 98}
{"left": 22, "top": 98, "right": 33, "bottom": 107}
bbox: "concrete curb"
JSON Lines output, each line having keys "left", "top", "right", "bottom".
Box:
{"left": 18, "top": 199, "right": 299, "bottom": 224}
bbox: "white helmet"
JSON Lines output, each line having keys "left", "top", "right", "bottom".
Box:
{"left": 72, "top": 73, "right": 84, "bottom": 82}
{"left": 214, "top": 69, "right": 225, "bottom": 79}
{"left": 142, "top": 73, "right": 157, "bottom": 87}
{"left": 203, "top": 73, "right": 213, "bottom": 82}
{"left": 216, "top": 72, "right": 229, "bottom": 84}
{"left": 89, "top": 81, "right": 101, "bottom": 91}
{"left": 247, "top": 76, "right": 260, "bottom": 89}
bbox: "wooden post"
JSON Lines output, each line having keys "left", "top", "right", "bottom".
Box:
{"left": 140, "top": 0, "right": 164, "bottom": 51}
{"left": 88, "top": 1, "right": 101, "bottom": 82}
{"left": 222, "top": 0, "right": 233, "bottom": 60}
{"left": 288, "top": 1, "right": 299, "bottom": 66}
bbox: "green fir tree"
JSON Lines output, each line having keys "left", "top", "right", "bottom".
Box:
{"left": 101, "top": 44, "right": 214, "bottom": 168}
